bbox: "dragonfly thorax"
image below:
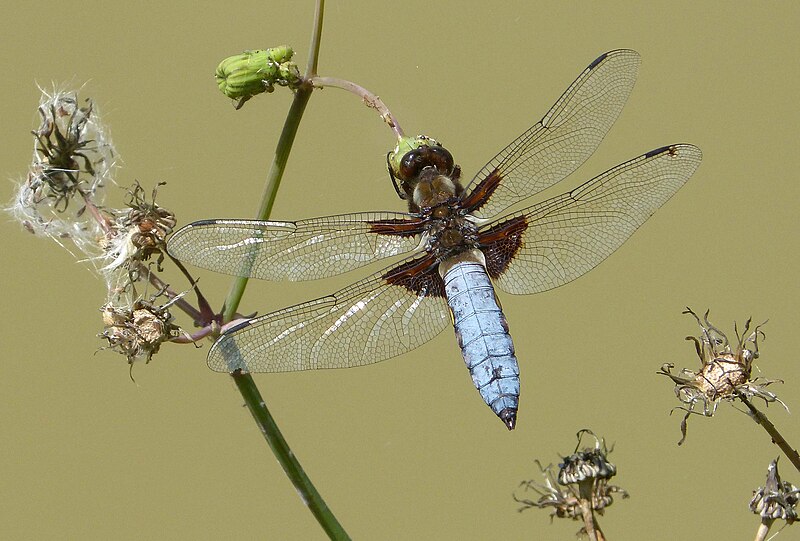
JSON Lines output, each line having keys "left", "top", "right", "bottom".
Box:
{"left": 423, "top": 210, "right": 479, "bottom": 261}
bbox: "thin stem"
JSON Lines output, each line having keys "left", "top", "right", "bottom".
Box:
{"left": 578, "top": 501, "right": 599, "bottom": 541}
{"left": 142, "top": 264, "right": 202, "bottom": 322}
{"left": 169, "top": 317, "right": 249, "bottom": 344}
{"left": 216, "top": 0, "right": 351, "bottom": 539}
{"left": 754, "top": 518, "right": 774, "bottom": 541}
{"left": 222, "top": 0, "right": 326, "bottom": 320}
{"left": 232, "top": 371, "right": 349, "bottom": 540}
{"left": 164, "top": 254, "right": 216, "bottom": 325}
{"left": 306, "top": 0, "right": 324, "bottom": 77}
{"left": 80, "top": 190, "right": 114, "bottom": 233}
{"left": 576, "top": 482, "right": 605, "bottom": 541}
{"left": 735, "top": 389, "right": 800, "bottom": 475}
{"left": 220, "top": 85, "right": 312, "bottom": 322}
{"left": 311, "top": 76, "right": 404, "bottom": 139}
{"left": 170, "top": 325, "right": 215, "bottom": 343}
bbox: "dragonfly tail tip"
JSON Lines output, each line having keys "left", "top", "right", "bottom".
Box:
{"left": 500, "top": 409, "right": 517, "bottom": 431}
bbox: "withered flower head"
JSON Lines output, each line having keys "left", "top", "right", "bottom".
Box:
{"left": 558, "top": 446, "right": 617, "bottom": 486}
{"left": 750, "top": 458, "right": 799, "bottom": 526}
{"left": 515, "top": 460, "right": 584, "bottom": 521}
{"left": 99, "top": 291, "right": 183, "bottom": 365}
{"left": 659, "top": 308, "right": 786, "bottom": 444}
{"left": 515, "top": 430, "right": 628, "bottom": 530}
{"left": 8, "top": 86, "right": 117, "bottom": 256}
{"left": 101, "top": 182, "right": 176, "bottom": 274}
{"left": 30, "top": 89, "right": 113, "bottom": 208}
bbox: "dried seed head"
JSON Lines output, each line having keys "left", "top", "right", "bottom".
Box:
{"left": 558, "top": 448, "right": 617, "bottom": 485}
{"left": 29, "top": 87, "right": 116, "bottom": 211}
{"left": 696, "top": 354, "right": 749, "bottom": 399}
{"left": 558, "top": 430, "right": 617, "bottom": 485}
{"left": 514, "top": 430, "right": 628, "bottom": 529}
{"left": 100, "top": 182, "right": 176, "bottom": 275}
{"left": 7, "top": 86, "right": 117, "bottom": 258}
{"left": 99, "top": 294, "right": 182, "bottom": 364}
{"left": 750, "top": 458, "right": 799, "bottom": 524}
{"left": 659, "top": 308, "right": 785, "bottom": 444}
{"left": 515, "top": 460, "right": 584, "bottom": 520}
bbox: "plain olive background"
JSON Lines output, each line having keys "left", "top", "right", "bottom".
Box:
{"left": 2, "top": 2, "right": 799, "bottom": 539}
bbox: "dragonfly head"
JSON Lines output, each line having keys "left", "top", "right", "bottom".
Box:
{"left": 387, "top": 135, "right": 459, "bottom": 211}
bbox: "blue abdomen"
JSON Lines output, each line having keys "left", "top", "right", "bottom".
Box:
{"left": 441, "top": 252, "right": 519, "bottom": 430}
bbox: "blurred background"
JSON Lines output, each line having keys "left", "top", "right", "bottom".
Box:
{"left": 1, "top": 1, "right": 798, "bottom": 539}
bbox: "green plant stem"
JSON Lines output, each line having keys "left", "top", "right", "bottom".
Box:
{"left": 221, "top": 85, "right": 312, "bottom": 322}
{"left": 221, "top": 0, "right": 323, "bottom": 317}
{"left": 232, "top": 370, "right": 349, "bottom": 540}
{"left": 218, "top": 0, "right": 351, "bottom": 539}
{"left": 305, "top": 0, "right": 324, "bottom": 77}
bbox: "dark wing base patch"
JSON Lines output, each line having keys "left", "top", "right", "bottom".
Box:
{"left": 477, "top": 216, "right": 529, "bottom": 279}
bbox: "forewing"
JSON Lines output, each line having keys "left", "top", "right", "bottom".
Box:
{"left": 464, "top": 49, "right": 641, "bottom": 218}
{"left": 207, "top": 254, "right": 450, "bottom": 372}
{"left": 479, "top": 144, "right": 702, "bottom": 294}
{"left": 166, "top": 212, "right": 424, "bottom": 281}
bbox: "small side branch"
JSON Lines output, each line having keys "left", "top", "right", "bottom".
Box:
{"left": 310, "top": 76, "right": 404, "bottom": 139}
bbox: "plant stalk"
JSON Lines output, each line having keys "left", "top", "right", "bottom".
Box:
{"left": 576, "top": 482, "right": 605, "bottom": 541}
{"left": 754, "top": 518, "right": 774, "bottom": 541}
{"left": 232, "top": 370, "right": 349, "bottom": 540}
{"left": 218, "top": 0, "right": 351, "bottom": 539}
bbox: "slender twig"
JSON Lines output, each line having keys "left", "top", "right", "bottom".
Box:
{"left": 80, "top": 190, "right": 114, "bottom": 232}
{"left": 169, "top": 326, "right": 215, "bottom": 343}
{"left": 216, "top": 1, "right": 351, "bottom": 539}
{"left": 163, "top": 253, "right": 217, "bottom": 325}
{"left": 734, "top": 389, "right": 800, "bottom": 475}
{"left": 220, "top": 84, "right": 312, "bottom": 321}
{"left": 310, "top": 76, "right": 404, "bottom": 138}
{"left": 142, "top": 263, "right": 203, "bottom": 322}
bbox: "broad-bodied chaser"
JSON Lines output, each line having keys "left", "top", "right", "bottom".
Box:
{"left": 167, "top": 50, "right": 701, "bottom": 429}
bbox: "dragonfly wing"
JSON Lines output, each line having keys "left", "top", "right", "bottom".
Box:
{"left": 464, "top": 49, "right": 641, "bottom": 218}
{"left": 166, "top": 212, "right": 425, "bottom": 281}
{"left": 208, "top": 253, "right": 450, "bottom": 372}
{"left": 477, "top": 144, "right": 702, "bottom": 294}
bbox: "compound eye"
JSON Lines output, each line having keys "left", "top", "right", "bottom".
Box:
{"left": 398, "top": 146, "right": 455, "bottom": 180}
{"left": 398, "top": 148, "right": 426, "bottom": 180}
{"left": 428, "top": 146, "right": 454, "bottom": 175}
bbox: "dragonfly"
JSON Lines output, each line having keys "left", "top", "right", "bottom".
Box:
{"left": 167, "top": 49, "right": 701, "bottom": 430}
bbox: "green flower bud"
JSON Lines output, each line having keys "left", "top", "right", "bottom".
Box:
{"left": 215, "top": 46, "right": 301, "bottom": 108}
{"left": 267, "top": 45, "right": 294, "bottom": 64}
{"left": 215, "top": 50, "right": 274, "bottom": 100}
